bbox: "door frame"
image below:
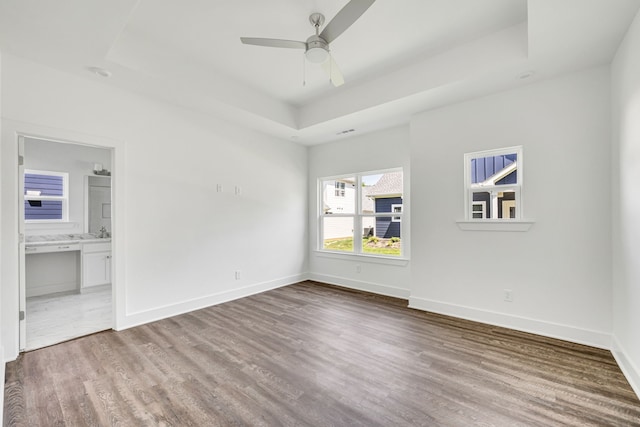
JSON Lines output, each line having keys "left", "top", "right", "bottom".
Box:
{"left": 2, "top": 119, "right": 126, "bottom": 358}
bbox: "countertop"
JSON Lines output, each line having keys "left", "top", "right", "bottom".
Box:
{"left": 26, "top": 233, "right": 112, "bottom": 246}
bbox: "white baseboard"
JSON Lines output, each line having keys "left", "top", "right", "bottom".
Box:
{"left": 408, "top": 296, "right": 611, "bottom": 350}
{"left": 611, "top": 335, "right": 640, "bottom": 400}
{"left": 309, "top": 273, "right": 410, "bottom": 299}
{"left": 120, "top": 274, "right": 308, "bottom": 330}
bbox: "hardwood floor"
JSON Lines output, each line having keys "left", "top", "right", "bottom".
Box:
{"left": 4, "top": 281, "right": 640, "bottom": 426}
{"left": 25, "top": 285, "right": 112, "bottom": 350}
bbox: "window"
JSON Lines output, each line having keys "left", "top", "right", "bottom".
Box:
{"left": 24, "top": 169, "right": 69, "bottom": 222}
{"left": 391, "top": 204, "right": 402, "bottom": 222}
{"left": 319, "top": 169, "right": 404, "bottom": 257}
{"left": 464, "top": 146, "right": 522, "bottom": 220}
{"left": 472, "top": 201, "right": 486, "bottom": 219}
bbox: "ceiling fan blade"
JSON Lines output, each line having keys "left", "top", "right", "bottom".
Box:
{"left": 322, "top": 55, "right": 345, "bottom": 87}
{"left": 320, "top": 0, "right": 375, "bottom": 44}
{"left": 240, "top": 37, "right": 306, "bottom": 49}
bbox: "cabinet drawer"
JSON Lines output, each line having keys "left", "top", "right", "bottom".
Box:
{"left": 82, "top": 242, "right": 112, "bottom": 253}
{"left": 25, "top": 243, "right": 81, "bottom": 254}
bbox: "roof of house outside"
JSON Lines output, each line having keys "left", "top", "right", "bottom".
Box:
{"left": 366, "top": 172, "right": 403, "bottom": 198}
{"left": 362, "top": 186, "right": 375, "bottom": 213}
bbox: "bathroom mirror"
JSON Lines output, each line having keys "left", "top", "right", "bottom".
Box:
{"left": 86, "top": 175, "right": 111, "bottom": 235}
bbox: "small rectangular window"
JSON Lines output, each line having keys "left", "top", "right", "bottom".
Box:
{"left": 464, "top": 147, "right": 522, "bottom": 221}
{"left": 24, "top": 170, "right": 69, "bottom": 222}
{"left": 391, "top": 204, "right": 403, "bottom": 222}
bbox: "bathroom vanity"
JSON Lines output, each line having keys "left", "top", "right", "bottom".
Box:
{"left": 25, "top": 234, "right": 111, "bottom": 297}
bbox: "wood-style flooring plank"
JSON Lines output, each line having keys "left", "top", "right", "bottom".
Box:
{"left": 4, "top": 281, "right": 640, "bottom": 426}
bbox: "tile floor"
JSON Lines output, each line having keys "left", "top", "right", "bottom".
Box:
{"left": 25, "top": 285, "right": 112, "bottom": 350}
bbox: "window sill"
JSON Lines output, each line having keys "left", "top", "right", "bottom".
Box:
{"left": 456, "top": 220, "right": 535, "bottom": 232}
{"left": 313, "top": 250, "right": 409, "bottom": 266}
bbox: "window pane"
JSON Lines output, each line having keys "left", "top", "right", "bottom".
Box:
{"left": 471, "top": 190, "right": 517, "bottom": 219}
{"left": 363, "top": 172, "right": 403, "bottom": 220}
{"left": 470, "top": 153, "right": 517, "bottom": 186}
{"left": 362, "top": 216, "right": 401, "bottom": 256}
{"left": 498, "top": 191, "right": 517, "bottom": 219}
{"left": 25, "top": 173, "right": 64, "bottom": 196}
{"left": 25, "top": 200, "right": 63, "bottom": 220}
{"left": 322, "top": 177, "right": 355, "bottom": 214}
{"left": 322, "top": 217, "right": 354, "bottom": 252}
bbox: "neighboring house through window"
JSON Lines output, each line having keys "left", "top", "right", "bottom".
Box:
{"left": 464, "top": 146, "right": 522, "bottom": 220}
{"left": 24, "top": 169, "right": 69, "bottom": 222}
{"left": 319, "top": 169, "right": 404, "bottom": 257}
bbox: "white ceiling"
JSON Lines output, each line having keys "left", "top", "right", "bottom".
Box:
{"left": 1, "top": 0, "right": 639, "bottom": 144}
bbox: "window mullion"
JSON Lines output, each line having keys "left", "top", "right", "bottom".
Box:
{"left": 354, "top": 175, "right": 363, "bottom": 254}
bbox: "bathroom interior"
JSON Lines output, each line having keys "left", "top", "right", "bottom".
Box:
{"left": 22, "top": 136, "right": 113, "bottom": 350}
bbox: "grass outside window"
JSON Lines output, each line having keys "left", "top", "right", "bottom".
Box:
{"left": 323, "top": 237, "right": 401, "bottom": 256}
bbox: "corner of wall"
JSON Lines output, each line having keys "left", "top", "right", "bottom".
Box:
{"left": 119, "top": 273, "right": 308, "bottom": 330}
{"left": 309, "top": 272, "right": 411, "bottom": 300}
{"left": 612, "top": 335, "right": 640, "bottom": 399}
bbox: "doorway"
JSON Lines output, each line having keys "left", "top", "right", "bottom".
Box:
{"left": 19, "top": 136, "right": 115, "bottom": 350}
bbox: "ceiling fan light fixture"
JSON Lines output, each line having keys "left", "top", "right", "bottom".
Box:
{"left": 306, "top": 46, "right": 329, "bottom": 63}
{"left": 305, "top": 35, "right": 329, "bottom": 63}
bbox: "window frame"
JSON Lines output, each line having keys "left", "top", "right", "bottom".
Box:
{"left": 24, "top": 169, "right": 69, "bottom": 223}
{"left": 318, "top": 168, "right": 405, "bottom": 259}
{"left": 463, "top": 146, "right": 523, "bottom": 221}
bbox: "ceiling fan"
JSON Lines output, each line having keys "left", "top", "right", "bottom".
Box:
{"left": 240, "top": 0, "right": 376, "bottom": 87}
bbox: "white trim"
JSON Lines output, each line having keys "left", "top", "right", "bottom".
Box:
{"left": 611, "top": 335, "right": 640, "bottom": 400}
{"left": 309, "top": 273, "right": 410, "bottom": 299}
{"left": 464, "top": 146, "right": 523, "bottom": 221}
{"left": 408, "top": 296, "right": 611, "bottom": 349}
{"left": 119, "top": 274, "right": 307, "bottom": 330}
{"left": 314, "top": 250, "right": 409, "bottom": 265}
{"left": 319, "top": 167, "right": 405, "bottom": 258}
{"left": 1, "top": 118, "right": 125, "bottom": 361}
{"left": 456, "top": 219, "right": 535, "bottom": 231}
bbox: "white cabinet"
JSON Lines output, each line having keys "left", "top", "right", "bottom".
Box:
{"left": 82, "top": 242, "right": 111, "bottom": 288}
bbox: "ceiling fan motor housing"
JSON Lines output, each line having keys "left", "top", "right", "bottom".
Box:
{"left": 305, "top": 34, "right": 329, "bottom": 63}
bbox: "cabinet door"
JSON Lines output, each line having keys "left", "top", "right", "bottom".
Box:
{"left": 83, "top": 252, "right": 111, "bottom": 287}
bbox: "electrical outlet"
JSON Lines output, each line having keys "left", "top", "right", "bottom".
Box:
{"left": 235, "top": 186, "right": 241, "bottom": 196}
{"left": 235, "top": 270, "right": 241, "bottom": 280}
{"left": 356, "top": 264, "right": 361, "bottom": 273}
{"left": 504, "top": 289, "right": 513, "bottom": 302}
{"left": 217, "top": 184, "right": 223, "bottom": 193}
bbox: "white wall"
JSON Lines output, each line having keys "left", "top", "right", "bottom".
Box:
{"left": 410, "top": 67, "right": 613, "bottom": 348}
{"left": 24, "top": 138, "right": 111, "bottom": 235}
{"left": 611, "top": 8, "right": 640, "bottom": 397}
{"left": 308, "top": 126, "right": 411, "bottom": 298}
{"left": 1, "top": 54, "right": 308, "bottom": 360}
{"left": 0, "top": 49, "right": 5, "bottom": 424}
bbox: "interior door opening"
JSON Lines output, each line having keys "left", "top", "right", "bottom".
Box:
{"left": 19, "top": 135, "right": 115, "bottom": 351}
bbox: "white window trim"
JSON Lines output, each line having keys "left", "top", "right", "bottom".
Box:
{"left": 463, "top": 146, "right": 523, "bottom": 221}
{"left": 318, "top": 168, "right": 406, "bottom": 259}
{"left": 460, "top": 145, "right": 534, "bottom": 231}
{"left": 24, "top": 169, "right": 69, "bottom": 223}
